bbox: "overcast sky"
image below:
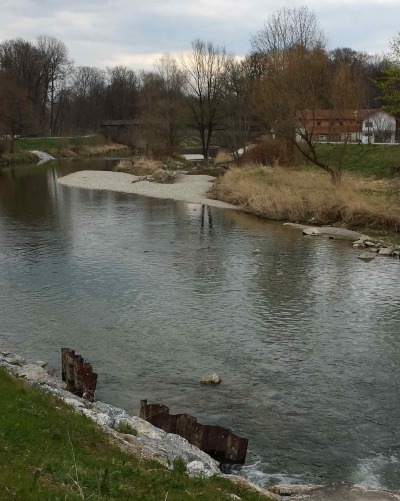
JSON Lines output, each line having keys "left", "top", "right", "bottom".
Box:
{"left": 1, "top": 0, "right": 399, "bottom": 70}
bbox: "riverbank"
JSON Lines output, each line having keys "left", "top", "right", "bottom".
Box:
{"left": 0, "top": 351, "right": 274, "bottom": 500}
{"left": 2, "top": 351, "right": 400, "bottom": 500}
{"left": 0, "top": 150, "right": 38, "bottom": 165}
{"left": 209, "top": 165, "right": 400, "bottom": 237}
{"left": 57, "top": 170, "right": 237, "bottom": 209}
{"left": 0, "top": 135, "right": 130, "bottom": 167}
{"left": 58, "top": 167, "right": 400, "bottom": 247}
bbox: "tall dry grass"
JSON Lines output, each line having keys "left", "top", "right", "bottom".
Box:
{"left": 114, "top": 157, "right": 179, "bottom": 183}
{"left": 115, "top": 157, "right": 164, "bottom": 176}
{"left": 210, "top": 165, "right": 400, "bottom": 232}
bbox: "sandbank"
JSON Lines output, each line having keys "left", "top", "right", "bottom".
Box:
{"left": 57, "top": 170, "right": 238, "bottom": 209}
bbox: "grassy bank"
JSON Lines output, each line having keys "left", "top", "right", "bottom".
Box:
{"left": 210, "top": 165, "right": 400, "bottom": 234}
{"left": 0, "top": 367, "right": 269, "bottom": 500}
{"left": 0, "top": 135, "right": 130, "bottom": 166}
{"left": 316, "top": 143, "right": 400, "bottom": 178}
{"left": 0, "top": 150, "right": 38, "bottom": 166}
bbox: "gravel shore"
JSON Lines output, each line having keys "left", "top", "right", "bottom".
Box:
{"left": 57, "top": 170, "right": 238, "bottom": 209}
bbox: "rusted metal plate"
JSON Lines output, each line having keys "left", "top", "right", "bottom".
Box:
{"left": 61, "top": 348, "right": 97, "bottom": 401}
{"left": 140, "top": 399, "right": 248, "bottom": 464}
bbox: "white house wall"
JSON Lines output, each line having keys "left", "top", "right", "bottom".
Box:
{"left": 361, "top": 111, "right": 397, "bottom": 144}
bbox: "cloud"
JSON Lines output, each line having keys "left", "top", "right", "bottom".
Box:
{"left": 0, "top": 0, "right": 399, "bottom": 70}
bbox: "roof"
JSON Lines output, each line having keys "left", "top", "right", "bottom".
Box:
{"left": 297, "top": 109, "right": 393, "bottom": 121}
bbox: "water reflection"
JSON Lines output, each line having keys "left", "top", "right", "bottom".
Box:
{"left": 0, "top": 159, "right": 399, "bottom": 489}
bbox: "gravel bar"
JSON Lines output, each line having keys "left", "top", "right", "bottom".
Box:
{"left": 57, "top": 171, "right": 238, "bottom": 209}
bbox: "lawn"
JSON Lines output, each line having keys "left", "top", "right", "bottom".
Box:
{"left": 316, "top": 143, "right": 400, "bottom": 177}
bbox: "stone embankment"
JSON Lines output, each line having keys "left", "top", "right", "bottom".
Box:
{"left": 0, "top": 351, "right": 273, "bottom": 499}
{"left": 284, "top": 223, "right": 400, "bottom": 261}
{"left": 2, "top": 351, "right": 400, "bottom": 500}
{"left": 30, "top": 150, "right": 55, "bottom": 165}
{"left": 353, "top": 235, "right": 400, "bottom": 260}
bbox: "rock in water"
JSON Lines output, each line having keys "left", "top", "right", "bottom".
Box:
{"left": 358, "top": 252, "right": 376, "bottom": 261}
{"left": 253, "top": 249, "right": 261, "bottom": 254}
{"left": 200, "top": 374, "right": 222, "bottom": 385}
{"left": 303, "top": 227, "right": 319, "bottom": 236}
{"left": 379, "top": 247, "right": 394, "bottom": 256}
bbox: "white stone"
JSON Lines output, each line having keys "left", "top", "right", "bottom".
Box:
{"left": 30, "top": 150, "right": 55, "bottom": 165}
{"left": 379, "top": 247, "right": 394, "bottom": 256}
{"left": 200, "top": 373, "right": 222, "bottom": 385}
{"left": 303, "top": 227, "right": 319, "bottom": 235}
{"left": 63, "top": 397, "right": 86, "bottom": 410}
{"left": 2, "top": 354, "right": 25, "bottom": 366}
{"left": 358, "top": 252, "right": 376, "bottom": 261}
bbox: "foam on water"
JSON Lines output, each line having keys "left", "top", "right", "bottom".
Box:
{"left": 351, "top": 453, "right": 400, "bottom": 489}
{"left": 233, "top": 459, "right": 311, "bottom": 488}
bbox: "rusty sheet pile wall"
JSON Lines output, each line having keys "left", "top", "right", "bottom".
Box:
{"left": 61, "top": 348, "right": 98, "bottom": 401}
{"left": 140, "top": 399, "right": 248, "bottom": 464}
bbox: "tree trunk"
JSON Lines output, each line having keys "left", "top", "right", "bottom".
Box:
{"left": 330, "top": 169, "right": 342, "bottom": 185}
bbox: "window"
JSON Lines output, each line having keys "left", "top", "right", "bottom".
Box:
{"left": 365, "top": 121, "right": 373, "bottom": 128}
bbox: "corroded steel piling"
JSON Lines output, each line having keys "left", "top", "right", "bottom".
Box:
{"left": 140, "top": 399, "right": 248, "bottom": 464}
{"left": 61, "top": 348, "right": 97, "bottom": 401}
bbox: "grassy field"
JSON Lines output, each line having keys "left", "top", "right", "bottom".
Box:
{"left": 316, "top": 143, "right": 400, "bottom": 178}
{"left": 0, "top": 367, "right": 270, "bottom": 501}
{"left": 210, "top": 165, "right": 400, "bottom": 235}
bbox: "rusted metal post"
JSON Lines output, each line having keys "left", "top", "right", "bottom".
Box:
{"left": 61, "top": 348, "right": 97, "bottom": 401}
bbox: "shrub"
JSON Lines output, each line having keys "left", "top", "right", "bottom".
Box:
{"left": 113, "top": 421, "right": 138, "bottom": 436}
{"left": 172, "top": 457, "right": 187, "bottom": 475}
{"left": 115, "top": 157, "right": 164, "bottom": 176}
{"left": 237, "top": 140, "right": 302, "bottom": 167}
{"left": 0, "top": 139, "right": 10, "bottom": 156}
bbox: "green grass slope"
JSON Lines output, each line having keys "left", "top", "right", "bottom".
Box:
{"left": 0, "top": 367, "right": 269, "bottom": 501}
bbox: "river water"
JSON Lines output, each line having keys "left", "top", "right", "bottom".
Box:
{"left": 0, "top": 158, "right": 399, "bottom": 489}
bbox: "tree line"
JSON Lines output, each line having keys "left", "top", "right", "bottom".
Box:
{"left": 0, "top": 6, "right": 398, "bottom": 173}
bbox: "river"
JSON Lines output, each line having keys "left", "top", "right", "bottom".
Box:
{"left": 0, "top": 158, "right": 399, "bottom": 489}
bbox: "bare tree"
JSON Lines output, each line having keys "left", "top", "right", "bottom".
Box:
{"left": 329, "top": 48, "right": 385, "bottom": 108}
{"left": 251, "top": 6, "right": 326, "bottom": 55}
{"left": 37, "top": 36, "right": 72, "bottom": 136}
{"left": 218, "top": 59, "right": 252, "bottom": 156}
{"left": 155, "top": 54, "right": 188, "bottom": 153}
{"left": 253, "top": 45, "right": 363, "bottom": 183}
{"left": 181, "top": 39, "right": 232, "bottom": 165}
{"left": 0, "top": 39, "right": 45, "bottom": 124}
{"left": 105, "top": 66, "right": 139, "bottom": 120}
{"left": 70, "top": 66, "right": 106, "bottom": 133}
{"left": 0, "top": 70, "right": 37, "bottom": 151}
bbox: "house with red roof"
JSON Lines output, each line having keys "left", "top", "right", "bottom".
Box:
{"left": 297, "top": 109, "right": 398, "bottom": 144}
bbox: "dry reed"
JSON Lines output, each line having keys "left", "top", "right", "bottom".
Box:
{"left": 210, "top": 165, "right": 400, "bottom": 233}
{"left": 115, "top": 157, "right": 179, "bottom": 183}
{"left": 115, "top": 157, "right": 164, "bottom": 176}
